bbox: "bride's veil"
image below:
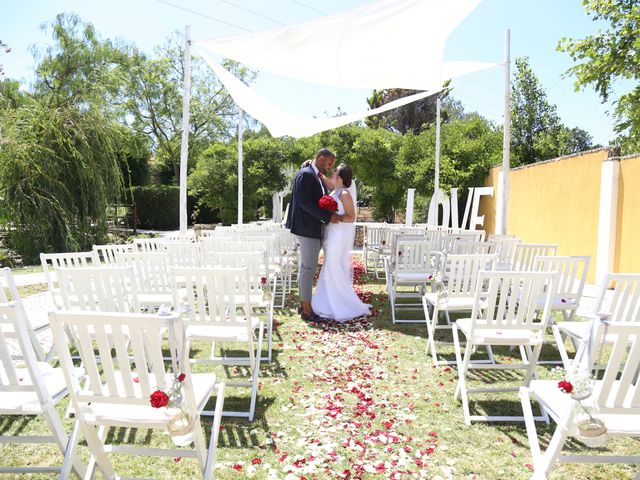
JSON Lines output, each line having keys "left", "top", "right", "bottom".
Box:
{"left": 348, "top": 179, "right": 357, "bottom": 222}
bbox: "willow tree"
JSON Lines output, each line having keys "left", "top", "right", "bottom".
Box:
{"left": 0, "top": 100, "right": 124, "bottom": 260}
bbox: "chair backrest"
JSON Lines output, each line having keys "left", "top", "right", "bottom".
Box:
{"left": 470, "top": 270, "right": 556, "bottom": 334}
{"left": 393, "top": 239, "right": 439, "bottom": 273}
{"left": 511, "top": 243, "right": 558, "bottom": 271}
{"left": 0, "top": 302, "right": 51, "bottom": 409}
{"left": 493, "top": 236, "right": 522, "bottom": 266}
{"left": 56, "top": 266, "right": 140, "bottom": 312}
{"left": 533, "top": 255, "right": 590, "bottom": 305}
{"left": 40, "top": 251, "right": 97, "bottom": 300}
{"left": 445, "top": 254, "right": 496, "bottom": 297}
{"left": 210, "top": 251, "right": 266, "bottom": 292}
{"left": 163, "top": 242, "right": 203, "bottom": 267}
{"left": 364, "top": 225, "right": 385, "bottom": 248}
{"left": 92, "top": 244, "right": 134, "bottom": 265}
{"left": 583, "top": 321, "right": 640, "bottom": 413}
{"left": 441, "top": 231, "right": 485, "bottom": 253}
{"left": 134, "top": 237, "right": 166, "bottom": 252}
{"left": 50, "top": 310, "right": 189, "bottom": 410}
{"left": 0, "top": 267, "right": 19, "bottom": 303}
{"left": 172, "top": 267, "right": 251, "bottom": 330}
{"left": 594, "top": 273, "right": 640, "bottom": 322}
{"left": 449, "top": 240, "right": 496, "bottom": 255}
{"left": 115, "top": 251, "right": 174, "bottom": 294}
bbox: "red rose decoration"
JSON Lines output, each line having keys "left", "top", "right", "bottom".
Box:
{"left": 558, "top": 380, "right": 573, "bottom": 394}
{"left": 177, "top": 373, "right": 186, "bottom": 382}
{"left": 150, "top": 389, "right": 170, "bottom": 408}
{"left": 261, "top": 276, "right": 267, "bottom": 285}
{"left": 318, "top": 195, "right": 338, "bottom": 212}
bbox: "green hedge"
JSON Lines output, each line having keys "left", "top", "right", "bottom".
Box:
{"left": 131, "top": 185, "right": 179, "bottom": 230}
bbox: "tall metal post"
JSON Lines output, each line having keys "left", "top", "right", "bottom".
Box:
{"left": 500, "top": 28, "right": 511, "bottom": 234}
{"left": 179, "top": 25, "right": 191, "bottom": 234}
{"left": 237, "top": 108, "right": 244, "bottom": 225}
{"left": 434, "top": 94, "right": 441, "bottom": 222}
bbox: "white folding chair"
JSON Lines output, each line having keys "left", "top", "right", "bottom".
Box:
{"left": 134, "top": 237, "right": 167, "bottom": 252}
{"left": 493, "top": 236, "right": 522, "bottom": 270}
{"left": 533, "top": 255, "right": 590, "bottom": 322}
{"left": 362, "top": 223, "right": 384, "bottom": 273}
{"left": 56, "top": 266, "right": 141, "bottom": 313}
{"left": 452, "top": 270, "right": 556, "bottom": 424}
{"left": 173, "top": 267, "right": 263, "bottom": 421}
{"left": 0, "top": 267, "right": 52, "bottom": 361}
{"left": 50, "top": 310, "right": 224, "bottom": 480}
{"left": 211, "top": 251, "right": 275, "bottom": 362}
{"left": 164, "top": 241, "right": 203, "bottom": 267}
{"left": 440, "top": 230, "right": 485, "bottom": 254}
{"left": 386, "top": 239, "right": 440, "bottom": 323}
{"left": 520, "top": 320, "right": 640, "bottom": 478}
{"left": 91, "top": 243, "right": 134, "bottom": 265}
{"left": 0, "top": 302, "right": 86, "bottom": 478}
{"left": 553, "top": 273, "right": 640, "bottom": 369}
{"left": 511, "top": 243, "right": 558, "bottom": 272}
{"left": 40, "top": 251, "right": 97, "bottom": 308}
{"left": 422, "top": 254, "right": 496, "bottom": 366}
{"left": 116, "top": 251, "right": 175, "bottom": 309}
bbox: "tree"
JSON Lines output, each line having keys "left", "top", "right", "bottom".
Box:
{"left": 0, "top": 40, "right": 9, "bottom": 78}
{"left": 511, "top": 57, "right": 593, "bottom": 165}
{"left": 123, "top": 33, "right": 254, "bottom": 183}
{"left": 365, "top": 87, "right": 459, "bottom": 134}
{"left": 558, "top": 0, "right": 640, "bottom": 153}
{"left": 32, "top": 13, "right": 133, "bottom": 109}
{"left": 0, "top": 100, "right": 125, "bottom": 261}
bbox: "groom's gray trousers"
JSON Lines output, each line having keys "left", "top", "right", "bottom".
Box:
{"left": 296, "top": 235, "right": 322, "bottom": 302}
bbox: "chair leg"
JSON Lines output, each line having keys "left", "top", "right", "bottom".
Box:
{"left": 42, "top": 405, "right": 86, "bottom": 480}
{"left": 248, "top": 324, "right": 264, "bottom": 421}
{"left": 452, "top": 325, "right": 472, "bottom": 425}
{"left": 82, "top": 424, "right": 116, "bottom": 480}
{"left": 424, "top": 299, "right": 439, "bottom": 366}
{"left": 204, "top": 382, "right": 226, "bottom": 480}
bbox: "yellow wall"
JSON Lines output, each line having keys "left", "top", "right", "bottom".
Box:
{"left": 615, "top": 155, "right": 640, "bottom": 274}
{"left": 480, "top": 149, "right": 609, "bottom": 283}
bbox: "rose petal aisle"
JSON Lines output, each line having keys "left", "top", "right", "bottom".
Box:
{"left": 211, "top": 259, "right": 639, "bottom": 480}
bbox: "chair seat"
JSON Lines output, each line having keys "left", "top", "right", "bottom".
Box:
{"left": 394, "top": 272, "right": 432, "bottom": 282}
{"left": 456, "top": 318, "right": 544, "bottom": 345}
{"left": 529, "top": 379, "right": 640, "bottom": 435}
{"left": 0, "top": 363, "right": 84, "bottom": 414}
{"left": 555, "top": 320, "right": 590, "bottom": 340}
{"left": 80, "top": 372, "right": 217, "bottom": 427}
{"left": 186, "top": 317, "right": 261, "bottom": 342}
{"left": 424, "top": 293, "right": 487, "bottom": 311}
{"left": 138, "top": 292, "right": 175, "bottom": 308}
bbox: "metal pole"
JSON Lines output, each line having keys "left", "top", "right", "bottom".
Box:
{"left": 237, "top": 108, "right": 244, "bottom": 225}
{"left": 500, "top": 28, "right": 511, "bottom": 234}
{"left": 179, "top": 25, "right": 191, "bottom": 234}
{"left": 434, "top": 94, "right": 441, "bottom": 221}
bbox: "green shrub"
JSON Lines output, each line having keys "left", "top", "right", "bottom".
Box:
{"left": 131, "top": 185, "right": 180, "bottom": 230}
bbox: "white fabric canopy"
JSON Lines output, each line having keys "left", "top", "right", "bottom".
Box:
{"left": 195, "top": 0, "right": 481, "bottom": 90}
{"left": 198, "top": 56, "right": 497, "bottom": 138}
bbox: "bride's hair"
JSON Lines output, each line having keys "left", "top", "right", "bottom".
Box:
{"left": 336, "top": 163, "right": 353, "bottom": 188}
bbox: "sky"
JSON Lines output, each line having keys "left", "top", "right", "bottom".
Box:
{"left": 0, "top": 0, "right": 629, "bottom": 145}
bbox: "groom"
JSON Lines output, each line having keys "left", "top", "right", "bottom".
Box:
{"left": 286, "top": 148, "right": 342, "bottom": 321}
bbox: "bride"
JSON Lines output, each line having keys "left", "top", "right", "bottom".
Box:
{"left": 312, "top": 163, "right": 371, "bottom": 322}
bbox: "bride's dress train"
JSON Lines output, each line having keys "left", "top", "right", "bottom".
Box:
{"left": 312, "top": 188, "right": 370, "bottom": 322}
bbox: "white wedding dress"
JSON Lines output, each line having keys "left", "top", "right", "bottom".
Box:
{"left": 312, "top": 186, "right": 371, "bottom": 322}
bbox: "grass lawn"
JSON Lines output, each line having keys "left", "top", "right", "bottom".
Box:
{"left": 1, "top": 262, "right": 638, "bottom": 479}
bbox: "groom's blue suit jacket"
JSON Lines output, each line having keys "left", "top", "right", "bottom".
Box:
{"left": 286, "top": 165, "right": 332, "bottom": 239}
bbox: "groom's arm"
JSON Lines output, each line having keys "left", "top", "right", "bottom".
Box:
{"left": 296, "top": 172, "right": 332, "bottom": 224}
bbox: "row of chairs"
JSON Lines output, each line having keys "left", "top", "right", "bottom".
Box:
{"left": 0, "top": 224, "right": 292, "bottom": 478}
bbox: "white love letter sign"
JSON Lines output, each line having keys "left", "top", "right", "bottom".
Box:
{"left": 428, "top": 186, "right": 494, "bottom": 229}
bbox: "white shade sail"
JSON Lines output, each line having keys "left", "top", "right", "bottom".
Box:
{"left": 198, "top": 55, "right": 497, "bottom": 138}
{"left": 195, "top": 0, "right": 481, "bottom": 90}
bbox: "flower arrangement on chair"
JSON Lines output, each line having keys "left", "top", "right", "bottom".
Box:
{"left": 427, "top": 270, "right": 447, "bottom": 301}
{"left": 556, "top": 367, "right": 607, "bottom": 447}
{"left": 150, "top": 372, "right": 196, "bottom": 447}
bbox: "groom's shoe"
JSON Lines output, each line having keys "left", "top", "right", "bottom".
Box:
{"left": 297, "top": 306, "right": 304, "bottom": 314}
{"left": 301, "top": 311, "right": 320, "bottom": 322}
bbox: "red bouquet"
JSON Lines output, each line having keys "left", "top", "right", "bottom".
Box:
{"left": 319, "top": 195, "right": 338, "bottom": 212}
